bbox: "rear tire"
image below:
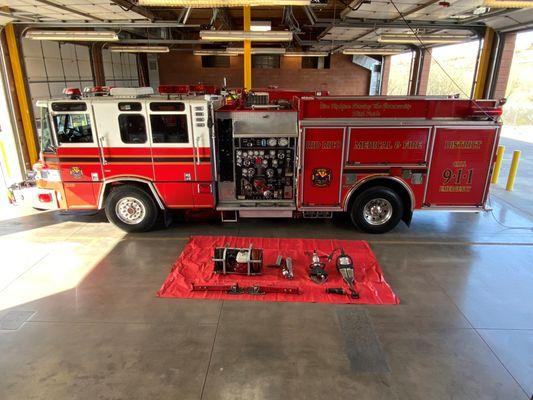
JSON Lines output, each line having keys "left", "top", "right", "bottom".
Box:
{"left": 350, "top": 186, "right": 403, "bottom": 234}
{"left": 105, "top": 185, "right": 159, "bottom": 233}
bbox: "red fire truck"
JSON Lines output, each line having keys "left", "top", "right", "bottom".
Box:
{"left": 10, "top": 85, "right": 503, "bottom": 234}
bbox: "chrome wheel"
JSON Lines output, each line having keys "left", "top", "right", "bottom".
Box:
{"left": 363, "top": 198, "right": 393, "bottom": 226}
{"left": 115, "top": 197, "right": 146, "bottom": 225}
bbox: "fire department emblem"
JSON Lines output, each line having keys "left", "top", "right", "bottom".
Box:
{"left": 311, "top": 168, "right": 332, "bottom": 187}
{"left": 70, "top": 166, "right": 83, "bottom": 179}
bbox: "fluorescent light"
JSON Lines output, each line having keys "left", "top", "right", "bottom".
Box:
{"left": 285, "top": 51, "right": 328, "bottom": 57}
{"left": 251, "top": 21, "right": 272, "bottom": 32}
{"left": 483, "top": 0, "right": 533, "bottom": 7}
{"left": 342, "top": 48, "right": 404, "bottom": 55}
{"left": 25, "top": 30, "right": 118, "bottom": 42}
{"left": 200, "top": 30, "right": 293, "bottom": 42}
{"left": 138, "top": 0, "right": 310, "bottom": 6}
{"left": 378, "top": 34, "right": 474, "bottom": 44}
{"left": 227, "top": 47, "right": 286, "bottom": 54}
{"left": 109, "top": 46, "right": 169, "bottom": 53}
{"left": 193, "top": 49, "right": 239, "bottom": 56}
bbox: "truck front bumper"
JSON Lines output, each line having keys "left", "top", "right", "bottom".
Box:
{"left": 8, "top": 183, "right": 59, "bottom": 210}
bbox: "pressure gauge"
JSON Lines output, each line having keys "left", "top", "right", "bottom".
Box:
{"left": 259, "top": 150, "right": 264, "bottom": 156}
{"left": 242, "top": 151, "right": 248, "bottom": 157}
{"left": 262, "top": 159, "right": 269, "bottom": 166}
{"left": 270, "top": 150, "right": 276, "bottom": 156}
{"left": 268, "top": 138, "right": 277, "bottom": 147}
{"left": 278, "top": 138, "right": 289, "bottom": 147}
{"left": 236, "top": 150, "right": 242, "bottom": 156}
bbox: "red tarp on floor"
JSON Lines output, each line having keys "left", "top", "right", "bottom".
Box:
{"left": 157, "top": 236, "right": 399, "bottom": 305}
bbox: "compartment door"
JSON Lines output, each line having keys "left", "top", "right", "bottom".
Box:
{"left": 301, "top": 128, "right": 344, "bottom": 207}
{"left": 425, "top": 127, "right": 497, "bottom": 206}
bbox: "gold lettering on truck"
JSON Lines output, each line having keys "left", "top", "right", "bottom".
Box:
{"left": 444, "top": 140, "right": 482, "bottom": 150}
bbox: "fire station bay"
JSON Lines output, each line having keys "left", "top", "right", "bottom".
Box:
{"left": 1, "top": 2, "right": 533, "bottom": 400}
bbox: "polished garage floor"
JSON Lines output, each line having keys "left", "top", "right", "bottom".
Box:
{"left": 0, "top": 142, "right": 532, "bottom": 400}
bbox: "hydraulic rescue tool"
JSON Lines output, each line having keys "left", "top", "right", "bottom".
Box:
{"left": 267, "top": 255, "right": 294, "bottom": 280}
{"left": 331, "top": 248, "right": 359, "bottom": 299}
{"left": 192, "top": 283, "right": 300, "bottom": 295}
{"left": 307, "top": 250, "right": 329, "bottom": 284}
{"left": 213, "top": 245, "right": 263, "bottom": 275}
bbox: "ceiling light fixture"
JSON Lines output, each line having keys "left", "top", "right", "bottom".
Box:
{"left": 25, "top": 30, "right": 118, "bottom": 42}
{"left": 200, "top": 30, "right": 293, "bottom": 42}
{"left": 482, "top": 0, "right": 533, "bottom": 8}
{"left": 226, "top": 47, "right": 286, "bottom": 54}
{"left": 193, "top": 49, "right": 239, "bottom": 56}
{"left": 109, "top": 46, "right": 169, "bottom": 53}
{"left": 284, "top": 51, "right": 329, "bottom": 57}
{"left": 342, "top": 48, "right": 405, "bottom": 55}
{"left": 378, "top": 34, "right": 474, "bottom": 44}
{"left": 138, "top": 0, "right": 310, "bottom": 7}
{"left": 251, "top": 21, "right": 272, "bottom": 32}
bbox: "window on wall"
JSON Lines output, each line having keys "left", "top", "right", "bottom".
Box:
{"left": 302, "top": 56, "right": 331, "bottom": 69}
{"left": 386, "top": 52, "right": 413, "bottom": 95}
{"left": 426, "top": 41, "right": 480, "bottom": 99}
{"left": 252, "top": 55, "right": 280, "bottom": 69}
{"left": 119, "top": 114, "right": 147, "bottom": 144}
{"left": 201, "top": 56, "right": 230, "bottom": 68}
{"left": 53, "top": 114, "right": 93, "bottom": 144}
{"left": 150, "top": 114, "right": 189, "bottom": 144}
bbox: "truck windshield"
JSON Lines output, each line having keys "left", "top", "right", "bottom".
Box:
{"left": 39, "top": 106, "right": 55, "bottom": 153}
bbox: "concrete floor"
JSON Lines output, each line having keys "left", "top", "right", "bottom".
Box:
{"left": 0, "top": 138, "right": 532, "bottom": 399}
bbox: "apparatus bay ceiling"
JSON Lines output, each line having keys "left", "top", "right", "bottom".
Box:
{"left": 2, "top": 0, "right": 533, "bottom": 54}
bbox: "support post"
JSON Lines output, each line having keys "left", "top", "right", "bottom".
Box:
{"left": 5, "top": 23, "right": 38, "bottom": 166}
{"left": 243, "top": 5, "right": 252, "bottom": 91}
{"left": 506, "top": 150, "right": 521, "bottom": 191}
{"left": 491, "top": 145, "right": 505, "bottom": 184}
{"left": 473, "top": 27, "right": 494, "bottom": 100}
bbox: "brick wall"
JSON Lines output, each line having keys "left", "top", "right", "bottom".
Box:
{"left": 158, "top": 52, "right": 371, "bottom": 95}
{"left": 492, "top": 32, "right": 517, "bottom": 100}
{"left": 417, "top": 49, "right": 432, "bottom": 96}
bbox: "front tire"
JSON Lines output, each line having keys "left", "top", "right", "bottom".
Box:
{"left": 105, "top": 185, "right": 159, "bottom": 232}
{"left": 350, "top": 186, "right": 403, "bottom": 234}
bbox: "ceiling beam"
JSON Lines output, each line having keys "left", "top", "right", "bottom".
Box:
{"left": 307, "top": 18, "right": 485, "bottom": 34}
{"left": 111, "top": 0, "right": 156, "bottom": 21}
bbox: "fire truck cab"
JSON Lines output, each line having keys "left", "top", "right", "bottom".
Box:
{"left": 17, "top": 86, "right": 503, "bottom": 234}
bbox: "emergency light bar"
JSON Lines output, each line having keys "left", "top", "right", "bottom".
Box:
{"left": 63, "top": 87, "right": 82, "bottom": 99}
{"left": 200, "top": 30, "right": 293, "bottom": 42}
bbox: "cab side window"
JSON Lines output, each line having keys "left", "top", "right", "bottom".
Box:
{"left": 119, "top": 114, "right": 147, "bottom": 144}
{"left": 53, "top": 114, "right": 93, "bottom": 144}
{"left": 150, "top": 114, "right": 189, "bottom": 143}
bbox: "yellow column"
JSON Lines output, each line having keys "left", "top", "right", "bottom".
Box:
{"left": 5, "top": 23, "right": 38, "bottom": 166}
{"left": 473, "top": 27, "right": 494, "bottom": 100}
{"left": 491, "top": 145, "right": 505, "bottom": 184}
{"left": 506, "top": 150, "right": 521, "bottom": 191}
{"left": 243, "top": 5, "right": 252, "bottom": 91}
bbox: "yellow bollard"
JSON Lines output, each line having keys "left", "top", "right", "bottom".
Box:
{"left": 491, "top": 145, "right": 505, "bottom": 184}
{"left": 506, "top": 150, "right": 521, "bottom": 191}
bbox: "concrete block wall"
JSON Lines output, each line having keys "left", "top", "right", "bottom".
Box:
{"left": 158, "top": 52, "right": 371, "bottom": 95}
